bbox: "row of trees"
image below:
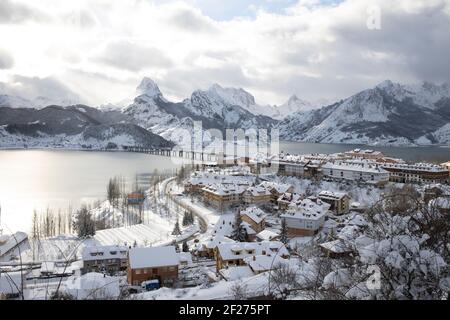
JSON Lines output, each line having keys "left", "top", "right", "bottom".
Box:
{"left": 31, "top": 207, "right": 74, "bottom": 239}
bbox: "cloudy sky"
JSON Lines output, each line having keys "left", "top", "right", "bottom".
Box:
{"left": 0, "top": 0, "right": 449, "bottom": 106}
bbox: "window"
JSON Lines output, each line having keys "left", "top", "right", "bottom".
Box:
{"left": 136, "top": 269, "right": 141, "bottom": 275}
{"left": 152, "top": 268, "right": 158, "bottom": 274}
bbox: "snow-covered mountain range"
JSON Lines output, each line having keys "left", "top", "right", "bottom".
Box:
{"left": 1, "top": 77, "right": 449, "bottom": 148}
{"left": 277, "top": 80, "right": 450, "bottom": 146}
{"left": 0, "top": 105, "right": 173, "bottom": 149}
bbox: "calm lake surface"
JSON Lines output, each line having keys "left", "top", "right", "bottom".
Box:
{"left": 0, "top": 142, "right": 448, "bottom": 232}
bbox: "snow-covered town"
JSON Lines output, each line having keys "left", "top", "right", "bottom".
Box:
{"left": 1, "top": 148, "right": 449, "bottom": 300}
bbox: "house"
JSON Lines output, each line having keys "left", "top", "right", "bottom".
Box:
{"left": 240, "top": 207, "right": 267, "bottom": 233}
{"left": 344, "top": 149, "right": 385, "bottom": 160}
{"left": 202, "top": 184, "right": 247, "bottom": 212}
{"left": 127, "top": 192, "right": 145, "bottom": 205}
{"left": 319, "top": 239, "right": 354, "bottom": 259}
{"left": 215, "top": 241, "right": 289, "bottom": 272}
{"left": 271, "top": 155, "right": 310, "bottom": 177}
{"left": 318, "top": 191, "right": 350, "bottom": 215}
{"left": 277, "top": 192, "right": 304, "bottom": 210}
{"left": 321, "top": 161, "right": 390, "bottom": 185}
{"left": 381, "top": 162, "right": 449, "bottom": 184}
{"left": 256, "top": 229, "right": 280, "bottom": 242}
{"left": 196, "top": 235, "right": 235, "bottom": 258}
{"left": 441, "top": 161, "right": 450, "bottom": 177}
{"left": 242, "top": 185, "right": 272, "bottom": 205}
{"left": 258, "top": 181, "right": 294, "bottom": 203}
{"left": 280, "top": 197, "right": 331, "bottom": 237}
{"left": 127, "top": 246, "right": 179, "bottom": 286}
{"left": 81, "top": 245, "right": 128, "bottom": 275}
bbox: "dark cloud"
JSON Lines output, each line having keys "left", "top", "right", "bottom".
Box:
{"left": 1, "top": 75, "right": 82, "bottom": 102}
{"left": 95, "top": 41, "right": 173, "bottom": 72}
{"left": 0, "top": 49, "right": 14, "bottom": 69}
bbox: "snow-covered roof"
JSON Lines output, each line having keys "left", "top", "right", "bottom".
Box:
{"left": 81, "top": 245, "right": 128, "bottom": 261}
{"left": 281, "top": 197, "right": 330, "bottom": 221}
{"left": 187, "top": 170, "right": 255, "bottom": 187}
{"left": 241, "top": 207, "right": 266, "bottom": 224}
{"left": 277, "top": 192, "right": 303, "bottom": 204}
{"left": 217, "top": 241, "right": 288, "bottom": 261}
{"left": 244, "top": 185, "right": 271, "bottom": 197}
{"left": 318, "top": 190, "right": 349, "bottom": 201}
{"left": 258, "top": 181, "right": 293, "bottom": 194}
{"left": 322, "top": 161, "right": 388, "bottom": 174}
{"left": 202, "top": 183, "right": 248, "bottom": 196}
{"left": 381, "top": 162, "right": 449, "bottom": 173}
{"left": 128, "top": 246, "right": 179, "bottom": 269}
{"left": 319, "top": 239, "right": 353, "bottom": 254}
{"left": 256, "top": 229, "right": 279, "bottom": 241}
{"left": 244, "top": 254, "right": 288, "bottom": 272}
{"left": 204, "top": 235, "right": 235, "bottom": 250}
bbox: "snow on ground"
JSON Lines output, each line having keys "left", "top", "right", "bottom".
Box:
{"left": 136, "top": 272, "right": 270, "bottom": 300}
{"left": 21, "top": 235, "right": 82, "bottom": 263}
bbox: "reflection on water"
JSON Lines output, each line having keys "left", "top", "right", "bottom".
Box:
{"left": 0, "top": 142, "right": 448, "bottom": 232}
{"left": 0, "top": 150, "right": 181, "bottom": 233}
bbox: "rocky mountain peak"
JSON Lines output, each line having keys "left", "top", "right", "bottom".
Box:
{"left": 136, "top": 77, "right": 163, "bottom": 98}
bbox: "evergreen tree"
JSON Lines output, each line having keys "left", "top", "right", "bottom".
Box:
{"left": 172, "top": 219, "right": 181, "bottom": 236}
{"left": 73, "top": 206, "right": 96, "bottom": 238}
{"left": 182, "top": 211, "right": 189, "bottom": 226}
{"left": 182, "top": 241, "right": 189, "bottom": 252}
{"left": 231, "top": 210, "right": 247, "bottom": 242}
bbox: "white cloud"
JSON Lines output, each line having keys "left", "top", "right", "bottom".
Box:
{"left": 0, "top": 0, "right": 449, "bottom": 106}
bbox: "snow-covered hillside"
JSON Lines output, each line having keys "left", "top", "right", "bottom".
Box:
{"left": 0, "top": 105, "right": 173, "bottom": 150}
{"left": 278, "top": 80, "right": 450, "bottom": 146}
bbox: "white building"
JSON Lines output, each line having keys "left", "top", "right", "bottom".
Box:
{"left": 215, "top": 241, "right": 289, "bottom": 271}
{"left": 321, "top": 161, "right": 390, "bottom": 184}
{"left": 81, "top": 245, "right": 128, "bottom": 275}
{"left": 280, "top": 197, "right": 331, "bottom": 237}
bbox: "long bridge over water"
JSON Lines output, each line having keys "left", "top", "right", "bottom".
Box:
{"left": 123, "top": 146, "right": 230, "bottom": 163}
